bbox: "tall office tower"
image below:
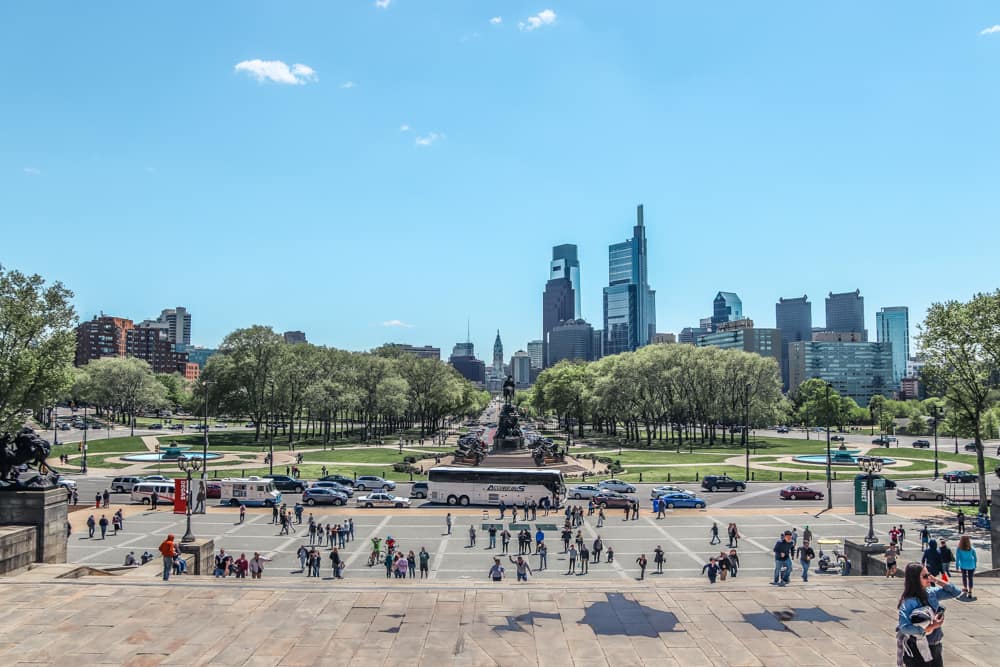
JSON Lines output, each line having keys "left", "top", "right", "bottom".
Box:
{"left": 547, "top": 319, "right": 595, "bottom": 366}
{"left": 602, "top": 204, "right": 656, "bottom": 355}
{"left": 550, "top": 244, "right": 581, "bottom": 319}
{"left": 510, "top": 351, "right": 532, "bottom": 388}
{"left": 711, "top": 292, "right": 743, "bottom": 330}
{"left": 542, "top": 277, "right": 575, "bottom": 367}
{"left": 776, "top": 295, "right": 813, "bottom": 392}
{"left": 139, "top": 307, "right": 192, "bottom": 351}
{"left": 526, "top": 340, "right": 544, "bottom": 370}
{"left": 825, "top": 290, "right": 866, "bottom": 339}
{"left": 492, "top": 330, "right": 504, "bottom": 374}
{"left": 876, "top": 306, "right": 909, "bottom": 388}
{"left": 283, "top": 331, "right": 307, "bottom": 344}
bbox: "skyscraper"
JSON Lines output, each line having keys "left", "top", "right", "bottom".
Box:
{"left": 283, "top": 330, "right": 307, "bottom": 344}
{"left": 550, "top": 244, "right": 581, "bottom": 319}
{"left": 510, "top": 351, "right": 532, "bottom": 388}
{"left": 776, "top": 295, "right": 813, "bottom": 392}
{"left": 492, "top": 330, "right": 504, "bottom": 374}
{"left": 138, "top": 306, "right": 192, "bottom": 351}
{"left": 602, "top": 204, "right": 656, "bottom": 355}
{"left": 711, "top": 292, "right": 743, "bottom": 330}
{"left": 542, "top": 277, "right": 575, "bottom": 367}
{"left": 876, "top": 306, "right": 909, "bottom": 388}
{"left": 526, "top": 340, "right": 544, "bottom": 370}
{"left": 825, "top": 290, "right": 866, "bottom": 339}
{"left": 548, "top": 319, "right": 594, "bottom": 366}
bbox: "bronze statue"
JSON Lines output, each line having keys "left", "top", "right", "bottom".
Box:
{"left": 0, "top": 428, "right": 56, "bottom": 488}
{"left": 502, "top": 375, "right": 516, "bottom": 404}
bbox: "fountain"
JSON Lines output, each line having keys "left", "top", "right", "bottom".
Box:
{"left": 121, "top": 444, "right": 223, "bottom": 462}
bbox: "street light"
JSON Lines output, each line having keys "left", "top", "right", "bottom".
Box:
{"left": 824, "top": 381, "right": 833, "bottom": 511}
{"left": 177, "top": 455, "right": 202, "bottom": 543}
{"left": 932, "top": 405, "right": 941, "bottom": 480}
{"left": 81, "top": 402, "right": 88, "bottom": 474}
{"left": 857, "top": 456, "right": 883, "bottom": 544}
{"left": 743, "top": 382, "right": 751, "bottom": 482}
{"left": 268, "top": 382, "right": 276, "bottom": 475}
{"left": 51, "top": 405, "right": 58, "bottom": 447}
{"left": 201, "top": 380, "right": 215, "bottom": 496}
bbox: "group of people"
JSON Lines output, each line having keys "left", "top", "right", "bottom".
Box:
{"left": 84, "top": 509, "right": 124, "bottom": 539}
{"left": 305, "top": 515, "right": 355, "bottom": 548}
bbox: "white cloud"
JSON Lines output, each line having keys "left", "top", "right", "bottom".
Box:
{"left": 415, "top": 132, "right": 443, "bottom": 147}
{"left": 382, "top": 319, "right": 413, "bottom": 328}
{"left": 340, "top": 81, "right": 356, "bottom": 89}
{"left": 980, "top": 25, "right": 1000, "bottom": 35}
{"left": 489, "top": 16, "right": 502, "bottom": 25}
{"left": 23, "top": 167, "right": 40, "bottom": 176}
{"left": 399, "top": 124, "right": 411, "bottom": 132}
{"left": 375, "top": 0, "right": 391, "bottom": 8}
{"left": 234, "top": 59, "right": 318, "bottom": 85}
{"left": 519, "top": 9, "right": 556, "bottom": 32}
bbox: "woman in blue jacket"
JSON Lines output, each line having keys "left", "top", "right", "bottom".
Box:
{"left": 896, "top": 562, "right": 961, "bottom": 666}
{"left": 954, "top": 535, "right": 977, "bottom": 600}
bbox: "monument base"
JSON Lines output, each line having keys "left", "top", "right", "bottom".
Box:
{"left": 495, "top": 436, "right": 525, "bottom": 451}
{"left": 0, "top": 525, "right": 36, "bottom": 575}
{"left": 844, "top": 539, "right": 886, "bottom": 576}
{"left": 0, "top": 487, "right": 68, "bottom": 569}
{"left": 178, "top": 538, "right": 215, "bottom": 576}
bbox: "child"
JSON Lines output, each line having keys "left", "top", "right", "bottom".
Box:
{"left": 702, "top": 557, "right": 720, "bottom": 583}
{"left": 606, "top": 545, "right": 614, "bottom": 563}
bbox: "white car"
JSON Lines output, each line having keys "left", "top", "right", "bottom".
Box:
{"left": 568, "top": 484, "right": 602, "bottom": 500}
{"left": 649, "top": 485, "right": 688, "bottom": 500}
{"left": 55, "top": 476, "right": 77, "bottom": 490}
{"left": 598, "top": 479, "right": 636, "bottom": 494}
{"left": 141, "top": 475, "right": 170, "bottom": 483}
{"left": 356, "top": 492, "right": 410, "bottom": 508}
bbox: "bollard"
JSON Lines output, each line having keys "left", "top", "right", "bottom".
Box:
{"left": 806, "top": 471, "right": 810, "bottom": 481}
{"left": 409, "top": 471, "right": 413, "bottom": 481}
{"left": 668, "top": 472, "right": 671, "bottom": 482}
{"left": 752, "top": 471, "right": 755, "bottom": 481}
{"left": 695, "top": 472, "right": 699, "bottom": 481}
{"left": 354, "top": 471, "right": 357, "bottom": 480}
{"left": 834, "top": 471, "right": 837, "bottom": 481}
{"left": 639, "top": 472, "right": 643, "bottom": 482}
{"left": 779, "top": 471, "right": 783, "bottom": 481}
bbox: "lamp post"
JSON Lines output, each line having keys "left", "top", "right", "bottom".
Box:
{"left": 857, "top": 456, "right": 883, "bottom": 544}
{"left": 268, "top": 383, "right": 276, "bottom": 475}
{"left": 51, "top": 405, "right": 58, "bottom": 446}
{"left": 81, "top": 402, "right": 88, "bottom": 474}
{"left": 201, "top": 380, "right": 215, "bottom": 497}
{"left": 824, "top": 382, "right": 833, "bottom": 510}
{"left": 177, "top": 455, "right": 202, "bottom": 543}
{"left": 743, "top": 382, "right": 751, "bottom": 482}
{"left": 932, "top": 405, "right": 941, "bottom": 480}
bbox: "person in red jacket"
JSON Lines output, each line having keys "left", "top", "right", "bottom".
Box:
{"left": 159, "top": 534, "right": 177, "bottom": 581}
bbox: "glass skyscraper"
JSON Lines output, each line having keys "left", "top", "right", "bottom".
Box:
{"left": 711, "top": 292, "right": 743, "bottom": 329}
{"left": 825, "top": 290, "right": 866, "bottom": 339}
{"left": 876, "top": 306, "right": 909, "bottom": 388}
{"left": 776, "top": 295, "right": 813, "bottom": 392}
{"left": 550, "top": 244, "right": 581, "bottom": 319}
{"left": 602, "top": 204, "right": 656, "bottom": 355}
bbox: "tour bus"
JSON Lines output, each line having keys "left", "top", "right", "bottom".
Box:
{"left": 218, "top": 476, "right": 282, "bottom": 507}
{"left": 427, "top": 467, "right": 566, "bottom": 507}
{"left": 130, "top": 481, "right": 176, "bottom": 505}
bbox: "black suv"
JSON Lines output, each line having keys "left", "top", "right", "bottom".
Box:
{"left": 912, "top": 440, "right": 931, "bottom": 449}
{"left": 701, "top": 475, "right": 746, "bottom": 492}
{"left": 318, "top": 474, "right": 356, "bottom": 488}
{"left": 263, "top": 474, "right": 306, "bottom": 493}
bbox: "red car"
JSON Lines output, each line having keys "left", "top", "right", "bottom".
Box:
{"left": 206, "top": 481, "right": 222, "bottom": 499}
{"left": 779, "top": 485, "right": 823, "bottom": 501}
{"left": 593, "top": 491, "right": 634, "bottom": 509}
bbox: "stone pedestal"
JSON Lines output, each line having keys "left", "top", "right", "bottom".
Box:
{"left": 0, "top": 525, "right": 37, "bottom": 575}
{"left": 0, "top": 487, "right": 68, "bottom": 567}
{"left": 844, "top": 539, "right": 886, "bottom": 576}
{"left": 178, "top": 538, "right": 214, "bottom": 575}
{"left": 991, "top": 490, "right": 1000, "bottom": 571}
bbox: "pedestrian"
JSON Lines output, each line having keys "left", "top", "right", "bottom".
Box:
{"left": 710, "top": 522, "right": 720, "bottom": 545}
{"left": 653, "top": 545, "right": 665, "bottom": 574}
{"left": 797, "top": 539, "right": 815, "bottom": 582}
{"left": 702, "top": 557, "right": 719, "bottom": 583}
{"left": 538, "top": 541, "right": 547, "bottom": 570}
{"left": 885, "top": 544, "right": 899, "bottom": 578}
{"left": 469, "top": 525, "right": 477, "bottom": 547}
{"left": 235, "top": 553, "right": 249, "bottom": 579}
{"left": 938, "top": 540, "right": 954, "bottom": 576}
{"left": 195, "top": 487, "right": 205, "bottom": 514}
{"left": 728, "top": 523, "right": 738, "bottom": 548}
{"left": 922, "top": 540, "right": 943, "bottom": 576}
{"left": 249, "top": 552, "right": 264, "bottom": 579}
{"left": 98, "top": 515, "right": 108, "bottom": 539}
{"left": 158, "top": 534, "right": 176, "bottom": 581}
{"left": 501, "top": 528, "right": 511, "bottom": 553}
{"left": 530, "top": 499, "right": 537, "bottom": 520}
{"left": 86, "top": 514, "right": 96, "bottom": 538}
{"left": 499, "top": 500, "right": 506, "bottom": 519}
{"left": 407, "top": 550, "right": 416, "bottom": 578}
{"left": 727, "top": 549, "right": 740, "bottom": 577}
{"left": 102, "top": 489, "right": 110, "bottom": 508}
{"left": 395, "top": 554, "right": 408, "bottom": 579}
{"left": 309, "top": 519, "right": 317, "bottom": 545}
{"left": 623, "top": 503, "right": 630, "bottom": 521}
{"left": 112, "top": 509, "right": 122, "bottom": 535}
{"left": 561, "top": 527, "right": 571, "bottom": 552}
{"left": 718, "top": 551, "right": 729, "bottom": 581}
{"left": 957, "top": 510, "right": 965, "bottom": 535}
{"left": 239, "top": 504, "right": 246, "bottom": 524}
{"left": 592, "top": 536, "right": 603, "bottom": 563}
{"left": 791, "top": 527, "right": 798, "bottom": 548}
{"left": 631, "top": 501, "right": 639, "bottom": 520}
{"left": 802, "top": 524, "right": 812, "bottom": 544}
{"left": 330, "top": 548, "right": 343, "bottom": 579}
{"left": 772, "top": 530, "right": 793, "bottom": 586}
{"left": 271, "top": 503, "right": 279, "bottom": 524}
{"left": 511, "top": 505, "right": 518, "bottom": 522}
{"left": 509, "top": 555, "right": 533, "bottom": 581}
{"left": 348, "top": 517, "right": 355, "bottom": 542}
{"left": 446, "top": 513, "right": 452, "bottom": 535}
{"left": 488, "top": 557, "right": 505, "bottom": 582}
{"left": 896, "top": 562, "right": 961, "bottom": 666}
{"left": 606, "top": 545, "right": 615, "bottom": 563}
{"left": 384, "top": 550, "right": 394, "bottom": 579}
{"left": 636, "top": 553, "right": 648, "bottom": 580}
{"left": 567, "top": 545, "right": 578, "bottom": 574}
{"left": 955, "top": 535, "right": 976, "bottom": 600}
{"left": 899, "top": 525, "right": 906, "bottom": 551}
{"left": 579, "top": 544, "right": 590, "bottom": 574}
{"left": 919, "top": 525, "right": 930, "bottom": 551}
{"left": 71, "top": 489, "right": 78, "bottom": 505}
{"left": 294, "top": 502, "right": 303, "bottom": 524}
{"left": 596, "top": 508, "right": 605, "bottom": 528}
{"left": 150, "top": 491, "right": 158, "bottom": 510}
{"left": 535, "top": 528, "right": 545, "bottom": 554}
{"left": 419, "top": 547, "right": 430, "bottom": 578}
{"left": 488, "top": 525, "right": 497, "bottom": 549}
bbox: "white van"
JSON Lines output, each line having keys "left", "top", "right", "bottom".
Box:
{"left": 218, "top": 477, "right": 282, "bottom": 507}
{"left": 130, "top": 481, "right": 176, "bottom": 505}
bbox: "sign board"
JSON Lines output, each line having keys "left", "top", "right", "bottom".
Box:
{"left": 873, "top": 478, "right": 888, "bottom": 515}
{"left": 854, "top": 477, "right": 867, "bottom": 515}
{"left": 174, "top": 478, "right": 187, "bottom": 514}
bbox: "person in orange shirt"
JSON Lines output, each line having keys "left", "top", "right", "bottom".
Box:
{"left": 159, "top": 534, "right": 177, "bottom": 581}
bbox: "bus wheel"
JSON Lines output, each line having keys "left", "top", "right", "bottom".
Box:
{"left": 229, "top": 499, "right": 239, "bottom": 507}
{"left": 142, "top": 498, "right": 150, "bottom": 505}
{"left": 459, "top": 496, "right": 470, "bottom": 506}
{"left": 447, "top": 495, "right": 458, "bottom": 505}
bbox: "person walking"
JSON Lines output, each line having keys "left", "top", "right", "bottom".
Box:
{"left": 955, "top": 535, "right": 976, "bottom": 600}
{"left": 271, "top": 503, "right": 279, "bottom": 524}
{"left": 469, "top": 525, "right": 477, "bottom": 548}
{"left": 297, "top": 545, "right": 309, "bottom": 573}
{"left": 499, "top": 500, "right": 506, "bottom": 520}
{"left": 446, "top": 513, "right": 452, "bottom": 535}
{"left": 112, "top": 509, "right": 122, "bottom": 535}
{"left": 922, "top": 540, "right": 943, "bottom": 576}
{"left": 727, "top": 549, "right": 740, "bottom": 578}
{"left": 956, "top": 510, "right": 965, "bottom": 535}
{"left": 249, "top": 552, "right": 264, "bottom": 579}
{"left": 535, "top": 528, "right": 545, "bottom": 555}
{"left": 728, "top": 523, "right": 740, "bottom": 548}
{"left": 150, "top": 490, "right": 159, "bottom": 510}
{"left": 710, "top": 522, "right": 720, "bottom": 545}
{"left": 701, "top": 557, "right": 719, "bottom": 584}
{"left": 631, "top": 500, "right": 639, "bottom": 520}
{"left": 919, "top": 524, "right": 930, "bottom": 551}
{"left": 797, "top": 540, "right": 815, "bottom": 582}
{"left": 488, "top": 525, "right": 497, "bottom": 549}
{"left": 86, "top": 515, "right": 96, "bottom": 538}
{"left": 158, "top": 534, "right": 177, "bottom": 581}
{"left": 653, "top": 546, "right": 665, "bottom": 574}
{"left": 772, "top": 531, "right": 793, "bottom": 586}
{"left": 537, "top": 541, "right": 548, "bottom": 570}
{"left": 596, "top": 508, "right": 605, "bottom": 528}
{"left": 567, "top": 545, "right": 578, "bottom": 574}
{"left": 579, "top": 544, "right": 590, "bottom": 574}
{"left": 717, "top": 552, "right": 729, "bottom": 581}
{"left": 592, "top": 537, "right": 603, "bottom": 563}
{"left": 802, "top": 524, "right": 812, "bottom": 545}
{"left": 501, "top": 528, "right": 511, "bottom": 553}
{"left": 938, "top": 540, "right": 953, "bottom": 576}
{"left": 508, "top": 555, "right": 533, "bottom": 581}
{"left": 561, "top": 527, "right": 572, "bottom": 553}
{"left": 195, "top": 486, "right": 205, "bottom": 514}
{"left": 419, "top": 547, "right": 430, "bottom": 578}
{"left": 488, "top": 557, "right": 505, "bottom": 582}
{"left": 636, "top": 554, "right": 648, "bottom": 580}
{"left": 239, "top": 504, "right": 246, "bottom": 524}
{"left": 885, "top": 544, "right": 899, "bottom": 579}
{"left": 896, "top": 562, "right": 961, "bottom": 666}
{"left": 98, "top": 515, "right": 108, "bottom": 539}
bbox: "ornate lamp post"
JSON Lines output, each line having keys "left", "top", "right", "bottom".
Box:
{"left": 743, "top": 382, "right": 751, "bottom": 482}
{"left": 177, "top": 455, "right": 202, "bottom": 543}
{"left": 857, "top": 456, "right": 883, "bottom": 544}
{"left": 201, "top": 380, "right": 215, "bottom": 494}
{"left": 932, "top": 405, "right": 941, "bottom": 480}
{"left": 824, "top": 382, "right": 833, "bottom": 510}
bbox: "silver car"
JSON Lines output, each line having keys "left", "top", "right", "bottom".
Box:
{"left": 650, "top": 485, "right": 688, "bottom": 500}
{"left": 598, "top": 479, "right": 637, "bottom": 494}
{"left": 568, "top": 484, "right": 602, "bottom": 500}
{"left": 896, "top": 485, "right": 943, "bottom": 502}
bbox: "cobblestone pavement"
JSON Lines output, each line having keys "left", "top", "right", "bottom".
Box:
{"left": 0, "top": 573, "right": 996, "bottom": 666}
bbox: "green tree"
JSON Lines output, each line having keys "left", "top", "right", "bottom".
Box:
{"left": 0, "top": 266, "right": 77, "bottom": 433}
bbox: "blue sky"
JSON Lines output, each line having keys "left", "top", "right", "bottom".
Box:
{"left": 2, "top": 2, "right": 999, "bottom": 360}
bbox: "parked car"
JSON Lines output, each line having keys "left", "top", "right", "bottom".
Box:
{"left": 55, "top": 476, "right": 77, "bottom": 490}
{"left": 409, "top": 481, "right": 429, "bottom": 499}
{"left": 593, "top": 491, "right": 634, "bottom": 509}
{"left": 943, "top": 470, "right": 978, "bottom": 484}
{"left": 309, "top": 481, "right": 354, "bottom": 497}
{"left": 148, "top": 423, "right": 163, "bottom": 430}
{"left": 303, "top": 487, "right": 348, "bottom": 506}
{"left": 650, "top": 485, "right": 689, "bottom": 500}
{"left": 205, "top": 481, "right": 222, "bottom": 499}
{"left": 872, "top": 437, "right": 891, "bottom": 445}
{"left": 58, "top": 423, "right": 71, "bottom": 431}
{"left": 167, "top": 423, "right": 184, "bottom": 430}
{"left": 701, "top": 475, "right": 746, "bottom": 492}
{"left": 779, "top": 485, "right": 824, "bottom": 500}
{"left": 318, "top": 474, "right": 356, "bottom": 488}
{"left": 214, "top": 423, "right": 228, "bottom": 429}
{"left": 657, "top": 492, "right": 706, "bottom": 509}
{"left": 141, "top": 475, "right": 170, "bottom": 483}
{"left": 568, "top": 484, "right": 602, "bottom": 499}
{"left": 776, "top": 426, "right": 790, "bottom": 434}
{"left": 262, "top": 474, "right": 306, "bottom": 493}
{"left": 912, "top": 440, "right": 931, "bottom": 449}
{"left": 854, "top": 473, "right": 897, "bottom": 490}
{"left": 356, "top": 492, "right": 410, "bottom": 508}
{"left": 896, "top": 485, "right": 943, "bottom": 502}
{"left": 192, "top": 424, "right": 208, "bottom": 431}
{"left": 963, "top": 442, "right": 978, "bottom": 452}
{"left": 598, "top": 479, "right": 637, "bottom": 494}
{"left": 831, "top": 435, "right": 845, "bottom": 442}
{"left": 244, "top": 422, "right": 256, "bottom": 428}
{"left": 353, "top": 475, "right": 396, "bottom": 492}
{"left": 111, "top": 476, "right": 143, "bottom": 493}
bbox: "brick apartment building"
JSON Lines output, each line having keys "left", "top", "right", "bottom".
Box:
{"left": 75, "top": 315, "right": 196, "bottom": 376}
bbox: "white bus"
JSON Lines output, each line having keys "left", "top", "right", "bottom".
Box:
{"left": 427, "top": 467, "right": 566, "bottom": 507}
{"left": 130, "top": 481, "right": 176, "bottom": 505}
{"left": 218, "top": 477, "right": 282, "bottom": 507}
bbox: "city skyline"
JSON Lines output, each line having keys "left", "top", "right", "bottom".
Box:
{"left": 3, "top": 3, "right": 999, "bottom": 358}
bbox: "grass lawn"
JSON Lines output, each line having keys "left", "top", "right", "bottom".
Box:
{"left": 204, "top": 464, "right": 428, "bottom": 481}
{"left": 69, "top": 454, "right": 133, "bottom": 469}
{"left": 573, "top": 449, "right": 733, "bottom": 465}
{"left": 301, "top": 449, "right": 412, "bottom": 464}
{"left": 52, "top": 436, "right": 148, "bottom": 454}
{"left": 575, "top": 436, "right": 832, "bottom": 456}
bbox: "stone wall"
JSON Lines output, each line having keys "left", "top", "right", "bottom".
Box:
{"left": 0, "top": 487, "right": 68, "bottom": 565}
{"left": 0, "top": 526, "right": 37, "bottom": 576}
